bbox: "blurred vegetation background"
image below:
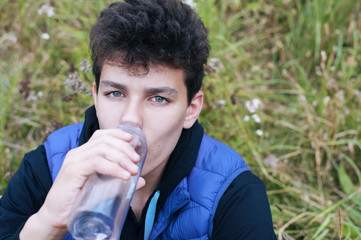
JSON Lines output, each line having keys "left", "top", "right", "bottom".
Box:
{"left": 1, "top": 0, "right": 361, "bottom": 239}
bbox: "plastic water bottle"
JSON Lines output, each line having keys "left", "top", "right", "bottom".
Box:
{"left": 67, "top": 123, "right": 147, "bottom": 240}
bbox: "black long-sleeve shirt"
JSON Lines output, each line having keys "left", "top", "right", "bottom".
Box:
{"left": 0, "top": 106, "right": 276, "bottom": 239}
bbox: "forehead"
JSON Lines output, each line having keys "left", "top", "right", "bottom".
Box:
{"left": 100, "top": 63, "right": 185, "bottom": 86}
{"left": 103, "top": 61, "right": 184, "bottom": 76}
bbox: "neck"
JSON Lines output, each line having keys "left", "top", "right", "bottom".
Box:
{"left": 142, "top": 157, "right": 168, "bottom": 193}
{"left": 131, "top": 159, "right": 168, "bottom": 221}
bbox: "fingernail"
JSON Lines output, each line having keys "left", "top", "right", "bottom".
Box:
{"left": 125, "top": 132, "right": 133, "bottom": 139}
{"left": 132, "top": 165, "right": 139, "bottom": 174}
{"left": 123, "top": 171, "right": 131, "bottom": 179}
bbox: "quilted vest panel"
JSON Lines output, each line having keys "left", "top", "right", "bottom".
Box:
{"left": 150, "top": 134, "right": 249, "bottom": 239}
{"left": 44, "top": 124, "right": 249, "bottom": 240}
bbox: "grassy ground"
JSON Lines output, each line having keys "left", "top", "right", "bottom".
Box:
{"left": 1, "top": 0, "right": 360, "bottom": 239}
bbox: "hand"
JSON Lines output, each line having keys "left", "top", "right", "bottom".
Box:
{"left": 20, "top": 128, "right": 145, "bottom": 239}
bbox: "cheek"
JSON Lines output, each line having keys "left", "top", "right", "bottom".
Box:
{"left": 143, "top": 126, "right": 182, "bottom": 174}
{"left": 144, "top": 114, "right": 185, "bottom": 155}
{"left": 95, "top": 100, "right": 122, "bottom": 129}
{"left": 144, "top": 108, "right": 186, "bottom": 140}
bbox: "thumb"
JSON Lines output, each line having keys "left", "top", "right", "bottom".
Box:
{"left": 136, "top": 177, "right": 146, "bottom": 190}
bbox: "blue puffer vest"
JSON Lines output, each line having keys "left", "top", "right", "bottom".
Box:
{"left": 44, "top": 123, "right": 249, "bottom": 240}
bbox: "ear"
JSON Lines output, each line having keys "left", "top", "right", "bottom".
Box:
{"left": 183, "top": 91, "right": 203, "bottom": 129}
{"left": 92, "top": 82, "right": 98, "bottom": 109}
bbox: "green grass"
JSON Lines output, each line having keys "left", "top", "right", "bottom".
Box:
{"left": 1, "top": 0, "right": 360, "bottom": 238}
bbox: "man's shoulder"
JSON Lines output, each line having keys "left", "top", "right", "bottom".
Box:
{"left": 196, "top": 134, "right": 249, "bottom": 175}
{"left": 200, "top": 134, "right": 243, "bottom": 159}
{"left": 44, "top": 122, "right": 85, "bottom": 181}
{"left": 44, "top": 122, "right": 84, "bottom": 151}
{"left": 46, "top": 122, "right": 84, "bottom": 141}
{"left": 232, "top": 170, "right": 264, "bottom": 187}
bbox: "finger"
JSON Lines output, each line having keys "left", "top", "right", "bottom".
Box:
{"left": 106, "top": 150, "right": 139, "bottom": 175}
{"left": 136, "top": 177, "right": 146, "bottom": 190}
{"left": 85, "top": 130, "right": 141, "bottom": 163}
{"left": 84, "top": 140, "right": 139, "bottom": 175}
{"left": 61, "top": 150, "right": 134, "bottom": 182}
{"left": 92, "top": 156, "right": 132, "bottom": 180}
{"left": 90, "top": 128, "right": 133, "bottom": 142}
{"left": 68, "top": 132, "right": 140, "bottom": 165}
{"left": 99, "top": 138, "right": 141, "bottom": 163}
{"left": 95, "top": 140, "right": 141, "bottom": 175}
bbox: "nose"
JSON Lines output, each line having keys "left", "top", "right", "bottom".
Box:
{"left": 120, "top": 97, "right": 143, "bottom": 128}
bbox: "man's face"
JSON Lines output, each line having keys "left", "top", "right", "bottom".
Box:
{"left": 93, "top": 63, "right": 202, "bottom": 177}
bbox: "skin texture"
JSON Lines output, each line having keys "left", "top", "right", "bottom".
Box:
{"left": 19, "top": 64, "right": 203, "bottom": 239}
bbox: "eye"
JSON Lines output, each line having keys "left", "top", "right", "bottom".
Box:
{"left": 106, "top": 91, "right": 124, "bottom": 98}
{"left": 151, "top": 96, "right": 170, "bottom": 104}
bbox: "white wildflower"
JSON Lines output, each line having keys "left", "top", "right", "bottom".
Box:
{"left": 303, "top": 194, "right": 310, "bottom": 202}
{"left": 315, "top": 66, "right": 323, "bottom": 76}
{"left": 335, "top": 90, "right": 344, "bottom": 104}
{"left": 298, "top": 95, "right": 306, "bottom": 103}
{"left": 7, "top": 33, "right": 17, "bottom": 43}
{"left": 27, "top": 91, "right": 38, "bottom": 102}
{"left": 5, "top": 148, "right": 11, "bottom": 159}
{"left": 26, "top": 91, "right": 43, "bottom": 102}
{"left": 320, "top": 50, "right": 327, "bottom": 62}
{"left": 256, "top": 129, "right": 263, "bottom": 136}
{"left": 243, "top": 115, "right": 250, "bottom": 122}
{"left": 183, "top": 0, "right": 196, "bottom": 8}
{"left": 323, "top": 96, "right": 330, "bottom": 105}
{"left": 210, "top": 58, "right": 224, "bottom": 70}
{"left": 217, "top": 99, "right": 226, "bottom": 106}
{"left": 252, "top": 114, "right": 261, "bottom": 123}
{"left": 312, "top": 100, "right": 317, "bottom": 106}
{"left": 264, "top": 154, "right": 279, "bottom": 168}
{"left": 282, "top": 69, "right": 289, "bottom": 79}
{"left": 327, "top": 78, "right": 337, "bottom": 90}
{"left": 245, "top": 98, "right": 261, "bottom": 113}
{"left": 65, "top": 71, "right": 91, "bottom": 95}
{"left": 205, "top": 58, "right": 224, "bottom": 75}
{"left": 355, "top": 90, "right": 361, "bottom": 97}
{"left": 79, "top": 60, "right": 91, "bottom": 73}
{"left": 41, "top": 33, "right": 50, "bottom": 40}
{"left": 37, "top": 5, "right": 55, "bottom": 17}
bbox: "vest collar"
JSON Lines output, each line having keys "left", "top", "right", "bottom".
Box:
{"left": 149, "top": 178, "right": 190, "bottom": 239}
{"left": 78, "top": 105, "right": 99, "bottom": 146}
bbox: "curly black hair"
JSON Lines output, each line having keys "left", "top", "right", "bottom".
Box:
{"left": 90, "top": 0, "right": 209, "bottom": 104}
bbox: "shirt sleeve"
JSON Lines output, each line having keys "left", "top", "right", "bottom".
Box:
{"left": 212, "top": 171, "right": 277, "bottom": 240}
{"left": 0, "top": 145, "right": 52, "bottom": 240}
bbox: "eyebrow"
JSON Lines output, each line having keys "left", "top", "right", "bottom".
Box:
{"left": 100, "top": 80, "right": 178, "bottom": 96}
{"left": 100, "top": 80, "right": 127, "bottom": 91}
{"left": 144, "top": 87, "right": 178, "bottom": 96}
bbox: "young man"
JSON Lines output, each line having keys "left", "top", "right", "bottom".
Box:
{"left": 0, "top": 0, "right": 276, "bottom": 239}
